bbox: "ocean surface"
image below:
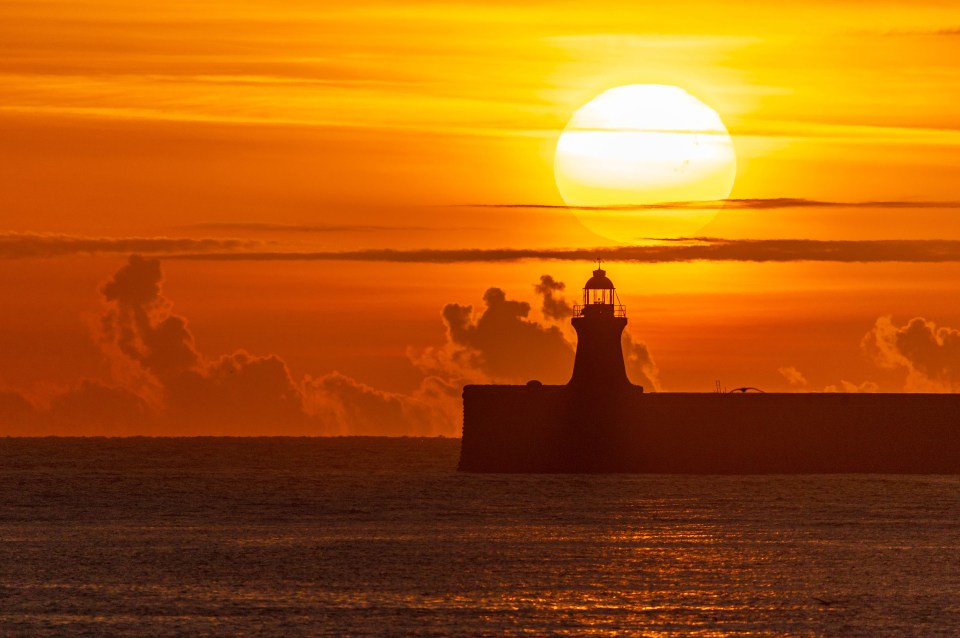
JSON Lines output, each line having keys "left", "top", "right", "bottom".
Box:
{"left": 0, "top": 438, "right": 958, "bottom": 637}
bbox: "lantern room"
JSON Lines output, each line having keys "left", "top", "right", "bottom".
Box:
{"left": 573, "top": 264, "right": 626, "bottom": 318}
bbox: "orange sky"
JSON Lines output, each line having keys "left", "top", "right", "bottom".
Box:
{"left": 3, "top": 0, "right": 960, "bottom": 435}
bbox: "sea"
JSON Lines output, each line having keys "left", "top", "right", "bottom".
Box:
{"left": 0, "top": 437, "right": 958, "bottom": 637}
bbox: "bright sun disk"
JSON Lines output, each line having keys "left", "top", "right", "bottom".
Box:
{"left": 554, "top": 84, "right": 737, "bottom": 242}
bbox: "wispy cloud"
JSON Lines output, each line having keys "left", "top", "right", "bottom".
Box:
{"left": 182, "top": 222, "right": 484, "bottom": 234}
{"left": 0, "top": 233, "right": 257, "bottom": 258}
{"left": 9, "top": 232, "right": 960, "bottom": 264}
{"left": 164, "top": 239, "right": 960, "bottom": 264}
{"left": 876, "top": 27, "right": 960, "bottom": 37}
{"left": 457, "top": 198, "right": 960, "bottom": 211}
{"left": 184, "top": 222, "right": 437, "bottom": 233}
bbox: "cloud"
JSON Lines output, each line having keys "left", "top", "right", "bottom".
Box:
{"left": 877, "top": 27, "right": 960, "bottom": 37}
{"left": 0, "top": 390, "right": 37, "bottom": 435}
{"left": 303, "top": 372, "right": 458, "bottom": 436}
{"left": 438, "top": 287, "right": 574, "bottom": 384}
{"left": 183, "top": 222, "right": 435, "bottom": 233}
{"left": 10, "top": 220, "right": 960, "bottom": 266}
{"left": 457, "top": 198, "right": 960, "bottom": 211}
{"left": 534, "top": 274, "right": 573, "bottom": 321}
{"left": 778, "top": 365, "right": 879, "bottom": 393}
{"left": 0, "top": 381, "right": 152, "bottom": 436}
{"left": 162, "top": 353, "right": 309, "bottom": 435}
{"left": 95, "top": 256, "right": 310, "bottom": 434}
{"left": 823, "top": 380, "right": 879, "bottom": 393}
{"left": 0, "top": 233, "right": 256, "bottom": 259}
{"left": 47, "top": 380, "right": 153, "bottom": 435}
{"left": 99, "top": 255, "right": 201, "bottom": 380}
{"left": 2, "top": 260, "right": 660, "bottom": 435}
{"left": 4, "top": 256, "right": 543, "bottom": 435}
{"left": 622, "top": 332, "right": 661, "bottom": 391}
{"left": 416, "top": 275, "right": 660, "bottom": 390}
{"left": 1, "top": 255, "right": 471, "bottom": 435}
{"left": 862, "top": 315, "right": 960, "bottom": 391}
{"left": 778, "top": 365, "right": 808, "bottom": 387}
{"left": 164, "top": 239, "right": 960, "bottom": 264}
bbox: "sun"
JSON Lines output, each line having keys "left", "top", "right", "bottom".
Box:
{"left": 554, "top": 84, "right": 737, "bottom": 242}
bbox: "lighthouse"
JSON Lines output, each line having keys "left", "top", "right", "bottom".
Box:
{"left": 460, "top": 265, "right": 960, "bottom": 474}
{"left": 568, "top": 264, "right": 634, "bottom": 389}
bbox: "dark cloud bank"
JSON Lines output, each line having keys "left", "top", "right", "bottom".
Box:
{"left": 168, "top": 239, "right": 960, "bottom": 264}
{"left": 8, "top": 235, "right": 960, "bottom": 264}
{"left": 863, "top": 316, "right": 960, "bottom": 392}
{"left": 6, "top": 198, "right": 960, "bottom": 264}
{"left": 779, "top": 315, "right": 960, "bottom": 393}
{"left": 0, "top": 233, "right": 255, "bottom": 258}
{"left": 0, "top": 257, "right": 659, "bottom": 436}
{"left": 5, "top": 254, "right": 960, "bottom": 436}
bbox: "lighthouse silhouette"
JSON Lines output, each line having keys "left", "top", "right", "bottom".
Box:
{"left": 460, "top": 264, "right": 960, "bottom": 473}
{"left": 568, "top": 263, "right": 632, "bottom": 389}
{"left": 458, "top": 264, "right": 645, "bottom": 472}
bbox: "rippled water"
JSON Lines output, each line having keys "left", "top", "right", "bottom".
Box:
{"left": 1, "top": 437, "right": 958, "bottom": 636}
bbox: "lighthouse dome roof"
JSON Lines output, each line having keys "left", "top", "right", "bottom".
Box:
{"left": 584, "top": 268, "right": 614, "bottom": 290}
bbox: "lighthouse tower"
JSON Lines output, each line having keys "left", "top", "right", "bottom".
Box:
{"left": 568, "top": 264, "right": 632, "bottom": 389}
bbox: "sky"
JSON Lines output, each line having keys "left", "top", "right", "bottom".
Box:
{"left": 2, "top": 0, "right": 960, "bottom": 435}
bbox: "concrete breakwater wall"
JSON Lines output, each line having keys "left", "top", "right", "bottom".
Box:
{"left": 459, "top": 386, "right": 960, "bottom": 473}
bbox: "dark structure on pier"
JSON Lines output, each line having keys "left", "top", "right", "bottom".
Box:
{"left": 459, "top": 267, "right": 960, "bottom": 473}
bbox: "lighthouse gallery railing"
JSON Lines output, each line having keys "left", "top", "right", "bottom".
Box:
{"left": 572, "top": 303, "right": 626, "bottom": 318}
